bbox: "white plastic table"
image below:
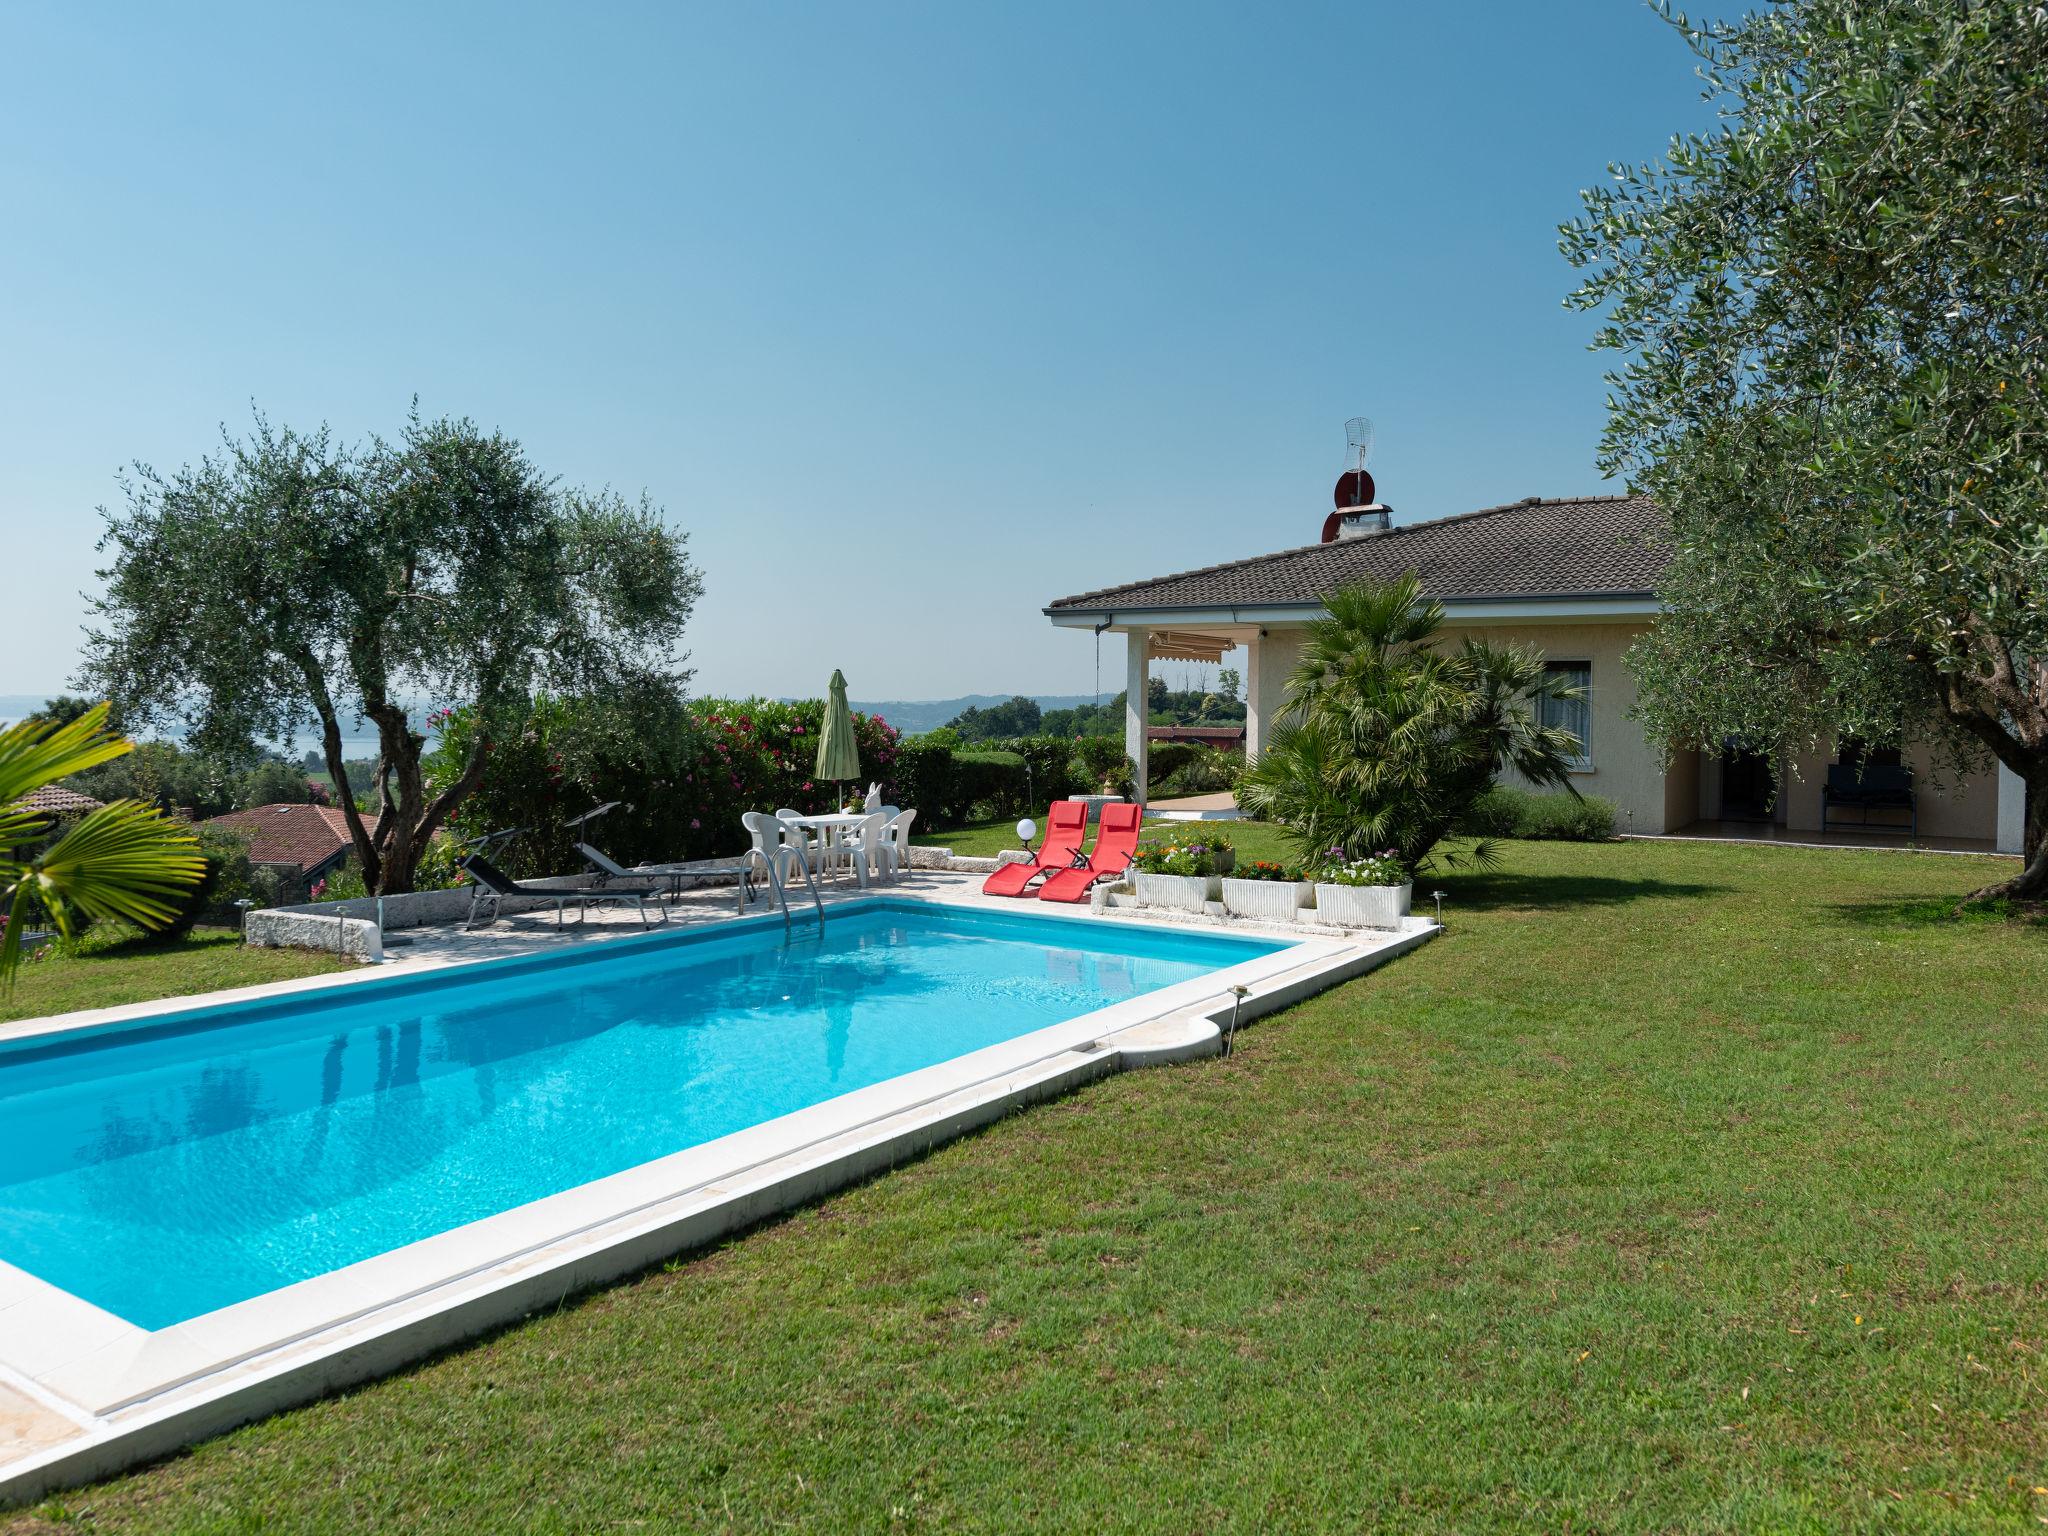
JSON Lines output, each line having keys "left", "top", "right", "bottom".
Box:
{"left": 780, "top": 811, "right": 870, "bottom": 878}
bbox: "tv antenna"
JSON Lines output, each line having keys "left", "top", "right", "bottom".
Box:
{"left": 1334, "top": 416, "right": 1376, "bottom": 508}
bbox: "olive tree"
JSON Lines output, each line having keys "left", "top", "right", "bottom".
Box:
{"left": 82, "top": 409, "right": 703, "bottom": 893}
{"left": 1562, "top": 0, "right": 2048, "bottom": 900}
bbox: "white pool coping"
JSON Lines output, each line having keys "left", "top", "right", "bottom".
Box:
{"left": 0, "top": 883, "right": 1434, "bottom": 1502}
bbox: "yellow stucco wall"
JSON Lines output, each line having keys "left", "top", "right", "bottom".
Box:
{"left": 1443, "top": 620, "right": 1676, "bottom": 832}
{"left": 1239, "top": 616, "right": 2004, "bottom": 842}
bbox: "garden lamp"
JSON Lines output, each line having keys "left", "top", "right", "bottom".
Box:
{"left": 1016, "top": 817, "right": 1038, "bottom": 853}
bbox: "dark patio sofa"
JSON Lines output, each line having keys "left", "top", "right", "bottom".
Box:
{"left": 1820, "top": 762, "right": 1917, "bottom": 837}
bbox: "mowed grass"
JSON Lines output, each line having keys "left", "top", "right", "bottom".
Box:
{"left": 12, "top": 840, "right": 2048, "bottom": 1533}
{"left": 0, "top": 928, "right": 352, "bottom": 1025}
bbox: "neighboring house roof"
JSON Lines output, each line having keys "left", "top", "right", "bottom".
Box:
{"left": 1045, "top": 494, "right": 1669, "bottom": 615}
{"left": 12, "top": 785, "right": 105, "bottom": 817}
{"left": 200, "top": 803, "right": 354, "bottom": 874}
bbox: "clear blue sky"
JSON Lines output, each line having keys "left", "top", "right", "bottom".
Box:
{"left": 0, "top": 1, "right": 1712, "bottom": 707}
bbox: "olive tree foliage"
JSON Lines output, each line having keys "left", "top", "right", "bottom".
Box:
{"left": 1562, "top": 0, "right": 2048, "bottom": 899}
{"left": 82, "top": 409, "right": 704, "bottom": 893}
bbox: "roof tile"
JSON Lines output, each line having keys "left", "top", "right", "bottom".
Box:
{"left": 199, "top": 803, "right": 355, "bottom": 873}
{"left": 1045, "top": 494, "right": 1668, "bottom": 612}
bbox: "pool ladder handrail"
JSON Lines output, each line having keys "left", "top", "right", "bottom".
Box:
{"left": 763, "top": 844, "right": 825, "bottom": 931}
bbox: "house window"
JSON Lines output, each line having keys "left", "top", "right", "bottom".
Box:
{"left": 1540, "top": 661, "right": 1592, "bottom": 767}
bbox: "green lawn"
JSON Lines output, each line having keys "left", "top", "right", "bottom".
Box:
{"left": 12, "top": 840, "right": 2048, "bottom": 1533}
{"left": 0, "top": 928, "right": 352, "bottom": 1025}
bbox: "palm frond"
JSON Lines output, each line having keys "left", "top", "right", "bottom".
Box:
{"left": 0, "top": 702, "right": 132, "bottom": 807}
{"left": 0, "top": 706, "right": 206, "bottom": 990}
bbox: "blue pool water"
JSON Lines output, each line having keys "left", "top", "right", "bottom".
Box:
{"left": 0, "top": 902, "right": 1278, "bottom": 1329}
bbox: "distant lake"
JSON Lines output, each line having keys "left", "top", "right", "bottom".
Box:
{"left": 0, "top": 694, "right": 419, "bottom": 762}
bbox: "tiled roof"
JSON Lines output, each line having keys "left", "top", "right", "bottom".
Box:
{"left": 200, "top": 803, "right": 355, "bottom": 873}
{"left": 1045, "top": 494, "right": 1668, "bottom": 613}
{"left": 12, "top": 785, "right": 105, "bottom": 817}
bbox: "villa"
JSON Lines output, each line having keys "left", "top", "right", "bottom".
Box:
{"left": 1047, "top": 491, "right": 2030, "bottom": 854}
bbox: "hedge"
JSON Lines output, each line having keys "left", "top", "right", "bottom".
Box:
{"left": 1456, "top": 785, "right": 1617, "bottom": 842}
{"left": 427, "top": 699, "right": 1135, "bottom": 877}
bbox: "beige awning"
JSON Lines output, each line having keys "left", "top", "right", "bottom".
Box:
{"left": 1147, "top": 629, "right": 1238, "bottom": 664}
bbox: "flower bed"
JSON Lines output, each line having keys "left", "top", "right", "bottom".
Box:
{"left": 1311, "top": 851, "right": 1412, "bottom": 929}
{"left": 1219, "top": 859, "right": 1311, "bottom": 923}
{"left": 1128, "top": 833, "right": 1235, "bottom": 911}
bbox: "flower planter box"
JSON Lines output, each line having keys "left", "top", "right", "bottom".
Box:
{"left": 1312, "top": 880, "right": 1412, "bottom": 929}
{"left": 1219, "top": 877, "right": 1312, "bottom": 923}
{"left": 1133, "top": 871, "right": 1220, "bottom": 911}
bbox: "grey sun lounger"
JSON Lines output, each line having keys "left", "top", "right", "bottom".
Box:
{"left": 573, "top": 841, "right": 759, "bottom": 917}
{"left": 459, "top": 853, "right": 669, "bottom": 930}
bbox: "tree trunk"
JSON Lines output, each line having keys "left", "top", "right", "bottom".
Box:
{"left": 366, "top": 713, "right": 424, "bottom": 896}
{"left": 1966, "top": 770, "right": 2046, "bottom": 904}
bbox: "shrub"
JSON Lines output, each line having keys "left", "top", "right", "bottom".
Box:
{"left": 1457, "top": 785, "right": 1532, "bottom": 839}
{"left": 1452, "top": 785, "right": 1616, "bottom": 842}
{"left": 1071, "top": 735, "right": 1135, "bottom": 797}
{"left": 1145, "top": 741, "right": 1201, "bottom": 787}
{"left": 951, "top": 750, "right": 1029, "bottom": 822}
{"left": 1004, "top": 736, "right": 1088, "bottom": 805}
{"left": 1518, "top": 792, "right": 1617, "bottom": 842}
{"left": 1156, "top": 745, "right": 1242, "bottom": 796}
{"left": 433, "top": 692, "right": 905, "bottom": 878}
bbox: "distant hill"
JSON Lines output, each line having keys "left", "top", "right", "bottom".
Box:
{"left": 848, "top": 694, "right": 1103, "bottom": 737}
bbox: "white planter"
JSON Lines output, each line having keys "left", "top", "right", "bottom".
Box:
{"left": 1133, "top": 871, "right": 1219, "bottom": 911}
{"left": 1219, "top": 877, "right": 1312, "bottom": 923}
{"left": 1312, "top": 880, "right": 1412, "bottom": 929}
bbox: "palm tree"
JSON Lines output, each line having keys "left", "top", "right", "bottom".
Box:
{"left": 0, "top": 703, "right": 206, "bottom": 986}
{"left": 1236, "top": 575, "right": 1585, "bottom": 873}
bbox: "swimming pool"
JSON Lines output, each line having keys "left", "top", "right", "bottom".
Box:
{"left": 0, "top": 901, "right": 1281, "bottom": 1330}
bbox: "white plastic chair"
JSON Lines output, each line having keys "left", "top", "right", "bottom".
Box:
{"left": 743, "top": 812, "right": 806, "bottom": 892}
{"left": 879, "top": 808, "right": 917, "bottom": 878}
{"left": 841, "top": 811, "right": 897, "bottom": 887}
{"left": 774, "top": 807, "right": 836, "bottom": 877}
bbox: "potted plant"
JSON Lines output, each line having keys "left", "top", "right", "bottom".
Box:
{"left": 1311, "top": 850, "right": 1412, "bottom": 929}
{"left": 1219, "top": 858, "right": 1312, "bottom": 922}
{"left": 1128, "top": 833, "right": 1234, "bottom": 911}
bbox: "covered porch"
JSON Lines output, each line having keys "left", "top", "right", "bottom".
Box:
{"left": 1088, "top": 620, "right": 1280, "bottom": 807}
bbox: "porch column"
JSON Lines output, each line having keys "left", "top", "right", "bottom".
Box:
{"left": 1125, "top": 627, "right": 1149, "bottom": 807}
{"left": 1242, "top": 631, "right": 1265, "bottom": 759}
{"left": 1997, "top": 761, "right": 2026, "bottom": 855}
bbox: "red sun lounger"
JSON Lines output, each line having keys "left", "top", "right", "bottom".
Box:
{"left": 981, "top": 799, "right": 1091, "bottom": 897}
{"left": 1036, "top": 801, "right": 1142, "bottom": 903}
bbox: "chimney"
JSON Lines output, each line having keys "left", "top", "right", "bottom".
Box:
{"left": 1320, "top": 416, "right": 1394, "bottom": 542}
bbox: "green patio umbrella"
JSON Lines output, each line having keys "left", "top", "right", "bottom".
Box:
{"left": 815, "top": 669, "right": 861, "bottom": 808}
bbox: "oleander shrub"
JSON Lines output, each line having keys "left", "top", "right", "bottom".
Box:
{"left": 431, "top": 692, "right": 904, "bottom": 877}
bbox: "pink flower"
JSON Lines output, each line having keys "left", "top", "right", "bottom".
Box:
{"left": 802, "top": 780, "right": 813, "bottom": 791}
{"left": 690, "top": 817, "right": 701, "bottom": 829}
